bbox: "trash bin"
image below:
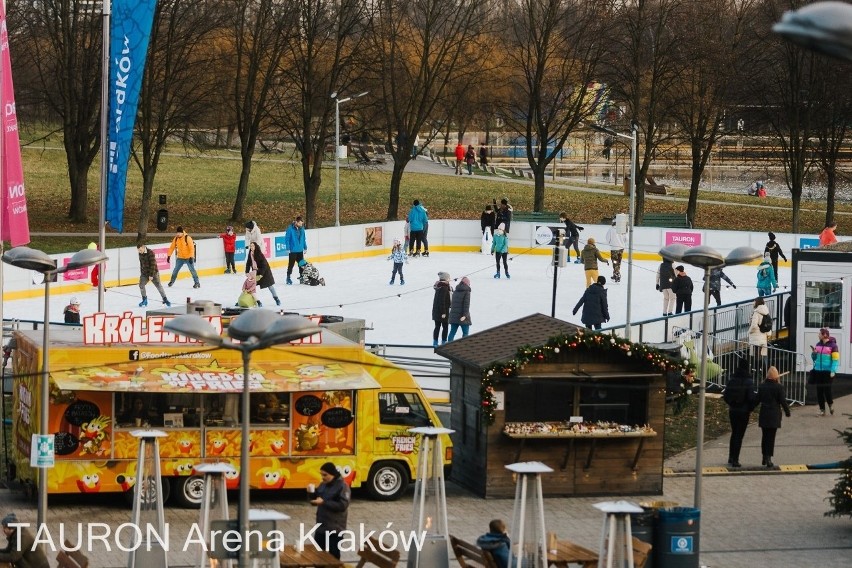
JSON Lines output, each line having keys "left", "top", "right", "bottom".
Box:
{"left": 637, "top": 500, "right": 678, "bottom": 568}
{"left": 654, "top": 507, "right": 700, "bottom": 568}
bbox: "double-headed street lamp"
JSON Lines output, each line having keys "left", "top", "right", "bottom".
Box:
{"left": 658, "top": 244, "right": 762, "bottom": 509}
{"left": 331, "top": 90, "right": 369, "bottom": 227}
{"left": 590, "top": 122, "right": 638, "bottom": 339}
{"left": 1, "top": 246, "right": 108, "bottom": 530}
{"left": 165, "top": 311, "right": 319, "bottom": 568}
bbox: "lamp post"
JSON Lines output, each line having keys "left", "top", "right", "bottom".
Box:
{"left": 165, "top": 311, "right": 319, "bottom": 568}
{"left": 1, "top": 246, "right": 108, "bottom": 530}
{"left": 331, "top": 91, "right": 369, "bottom": 227}
{"left": 590, "top": 123, "right": 638, "bottom": 339}
{"left": 659, "top": 244, "right": 761, "bottom": 509}
{"left": 774, "top": 2, "right": 852, "bottom": 62}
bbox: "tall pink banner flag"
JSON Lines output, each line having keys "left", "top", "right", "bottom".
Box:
{"left": 0, "top": 4, "right": 31, "bottom": 247}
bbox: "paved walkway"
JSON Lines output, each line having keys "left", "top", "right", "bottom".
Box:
{"left": 0, "top": 393, "right": 849, "bottom": 567}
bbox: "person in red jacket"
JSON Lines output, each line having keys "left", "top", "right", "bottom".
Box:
{"left": 454, "top": 142, "right": 465, "bottom": 175}
{"left": 219, "top": 225, "right": 237, "bottom": 273}
{"left": 819, "top": 221, "right": 838, "bottom": 247}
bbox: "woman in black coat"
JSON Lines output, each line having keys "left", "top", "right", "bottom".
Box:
{"left": 572, "top": 276, "right": 609, "bottom": 330}
{"left": 432, "top": 272, "right": 452, "bottom": 347}
{"left": 246, "top": 242, "right": 280, "bottom": 306}
{"left": 757, "top": 366, "right": 791, "bottom": 468}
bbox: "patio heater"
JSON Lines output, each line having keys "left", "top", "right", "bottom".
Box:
{"left": 195, "top": 463, "right": 236, "bottom": 568}
{"left": 210, "top": 510, "right": 290, "bottom": 568}
{"left": 506, "top": 461, "right": 553, "bottom": 568}
{"left": 593, "top": 500, "right": 644, "bottom": 568}
{"left": 128, "top": 429, "right": 168, "bottom": 568}
{"left": 407, "top": 426, "right": 454, "bottom": 568}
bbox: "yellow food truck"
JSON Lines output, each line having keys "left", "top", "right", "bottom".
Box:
{"left": 9, "top": 312, "right": 451, "bottom": 506}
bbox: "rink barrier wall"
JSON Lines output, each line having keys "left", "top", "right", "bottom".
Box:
{"left": 1, "top": 221, "right": 806, "bottom": 301}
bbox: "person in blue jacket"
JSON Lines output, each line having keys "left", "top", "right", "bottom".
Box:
{"left": 284, "top": 216, "right": 307, "bottom": 285}
{"left": 408, "top": 199, "right": 429, "bottom": 257}
{"left": 756, "top": 253, "right": 777, "bottom": 297}
{"left": 476, "top": 519, "right": 510, "bottom": 568}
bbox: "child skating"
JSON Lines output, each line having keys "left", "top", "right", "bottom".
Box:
{"left": 238, "top": 270, "right": 260, "bottom": 307}
{"left": 219, "top": 225, "right": 237, "bottom": 273}
{"left": 298, "top": 259, "right": 326, "bottom": 286}
{"left": 387, "top": 238, "right": 408, "bottom": 285}
{"left": 491, "top": 223, "right": 510, "bottom": 278}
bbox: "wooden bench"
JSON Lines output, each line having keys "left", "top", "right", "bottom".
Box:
{"left": 450, "top": 535, "right": 499, "bottom": 568}
{"left": 642, "top": 212, "right": 691, "bottom": 228}
{"left": 512, "top": 211, "right": 561, "bottom": 224}
{"left": 354, "top": 536, "right": 400, "bottom": 567}
{"left": 56, "top": 540, "right": 89, "bottom": 568}
{"left": 645, "top": 175, "right": 671, "bottom": 195}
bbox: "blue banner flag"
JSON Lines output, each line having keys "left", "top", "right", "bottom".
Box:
{"left": 106, "top": 0, "right": 157, "bottom": 233}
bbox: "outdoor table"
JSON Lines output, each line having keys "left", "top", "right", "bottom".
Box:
{"left": 278, "top": 544, "right": 344, "bottom": 567}
{"left": 547, "top": 539, "right": 599, "bottom": 568}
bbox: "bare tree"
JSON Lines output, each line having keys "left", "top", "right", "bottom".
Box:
{"left": 227, "top": 0, "right": 292, "bottom": 223}
{"left": 501, "top": 0, "right": 609, "bottom": 212}
{"left": 602, "top": 0, "right": 683, "bottom": 224}
{"left": 746, "top": 0, "right": 817, "bottom": 232}
{"left": 667, "top": 0, "right": 756, "bottom": 226}
{"left": 132, "top": 0, "right": 224, "bottom": 240}
{"left": 810, "top": 58, "right": 852, "bottom": 226}
{"left": 9, "top": 0, "right": 103, "bottom": 223}
{"left": 269, "top": 0, "right": 368, "bottom": 227}
{"left": 366, "top": 0, "right": 486, "bottom": 220}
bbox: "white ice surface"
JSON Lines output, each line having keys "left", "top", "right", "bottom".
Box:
{"left": 2, "top": 248, "right": 785, "bottom": 346}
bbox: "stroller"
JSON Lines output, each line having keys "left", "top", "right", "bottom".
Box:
{"left": 298, "top": 259, "right": 326, "bottom": 286}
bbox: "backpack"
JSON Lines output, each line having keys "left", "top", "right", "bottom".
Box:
{"left": 758, "top": 312, "right": 773, "bottom": 333}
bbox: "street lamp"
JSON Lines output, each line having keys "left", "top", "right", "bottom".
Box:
{"left": 331, "top": 90, "right": 369, "bottom": 227}
{"left": 659, "top": 244, "right": 761, "bottom": 509}
{"left": 1, "top": 246, "right": 108, "bottom": 530}
{"left": 590, "top": 122, "right": 638, "bottom": 339}
{"left": 773, "top": 1, "right": 852, "bottom": 61}
{"left": 165, "top": 311, "right": 319, "bottom": 568}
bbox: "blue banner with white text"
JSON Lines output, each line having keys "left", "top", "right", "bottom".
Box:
{"left": 106, "top": 0, "right": 157, "bottom": 233}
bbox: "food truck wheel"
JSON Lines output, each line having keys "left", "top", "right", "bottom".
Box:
{"left": 366, "top": 461, "right": 408, "bottom": 501}
{"left": 123, "top": 477, "right": 171, "bottom": 506}
{"left": 173, "top": 476, "right": 205, "bottom": 508}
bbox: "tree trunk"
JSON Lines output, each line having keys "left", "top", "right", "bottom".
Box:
{"left": 533, "top": 168, "right": 546, "bottom": 212}
{"left": 66, "top": 154, "right": 89, "bottom": 223}
{"left": 303, "top": 154, "right": 322, "bottom": 227}
{"left": 136, "top": 170, "right": 155, "bottom": 242}
{"left": 231, "top": 152, "right": 253, "bottom": 222}
{"left": 826, "top": 168, "right": 836, "bottom": 225}
{"left": 386, "top": 162, "right": 405, "bottom": 221}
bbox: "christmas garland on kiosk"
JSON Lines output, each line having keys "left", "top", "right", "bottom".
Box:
{"left": 479, "top": 331, "right": 695, "bottom": 426}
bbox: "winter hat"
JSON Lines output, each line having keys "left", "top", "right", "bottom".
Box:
{"left": 587, "top": 237, "right": 595, "bottom": 245}
{"left": 70, "top": 297, "right": 80, "bottom": 306}
{"left": 320, "top": 462, "right": 340, "bottom": 478}
{"left": 764, "top": 252, "right": 770, "bottom": 259}
{"left": 2, "top": 513, "right": 17, "bottom": 526}
{"left": 245, "top": 221, "right": 254, "bottom": 230}
{"left": 298, "top": 259, "right": 307, "bottom": 267}
{"left": 438, "top": 271, "right": 450, "bottom": 282}
{"left": 497, "top": 223, "right": 506, "bottom": 231}
{"left": 393, "top": 238, "right": 401, "bottom": 245}
{"left": 676, "top": 265, "right": 685, "bottom": 272}
{"left": 461, "top": 276, "right": 471, "bottom": 286}
{"left": 597, "top": 276, "right": 607, "bottom": 285}
{"left": 768, "top": 232, "right": 776, "bottom": 240}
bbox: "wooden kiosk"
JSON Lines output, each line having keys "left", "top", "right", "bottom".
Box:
{"left": 436, "top": 314, "right": 684, "bottom": 498}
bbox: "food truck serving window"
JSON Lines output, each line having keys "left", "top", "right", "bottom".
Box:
{"left": 115, "top": 393, "right": 202, "bottom": 428}
{"left": 378, "top": 392, "right": 432, "bottom": 427}
{"left": 504, "top": 380, "right": 574, "bottom": 422}
{"left": 805, "top": 280, "right": 842, "bottom": 328}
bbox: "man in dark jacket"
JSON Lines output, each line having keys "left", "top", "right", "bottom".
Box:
{"left": 495, "top": 198, "right": 513, "bottom": 235}
{"left": 671, "top": 265, "right": 694, "bottom": 314}
{"left": 764, "top": 232, "right": 787, "bottom": 281}
{"left": 559, "top": 212, "right": 584, "bottom": 263}
{"left": 310, "top": 462, "right": 351, "bottom": 560}
{"left": 656, "top": 258, "right": 676, "bottom": 316}
{"left": 703, "top": 266, "right": 736, "bottom": 307}
{"left": 0, "top": 512, "right": 50, "bottom": 568}
{"left": 432, "top": 272, "right": 452, "bottom": 347}
{"left": 723, "top": 357, "right": 757, "bottom": 468}
{"left": 480, "top": 205, "right": 496, "bottom": 235}
{"left": 137, "top": 244, "right": 171, "bottom": 308}
{"left": 573, "top": 276, "right": 609, "bottom": 330}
